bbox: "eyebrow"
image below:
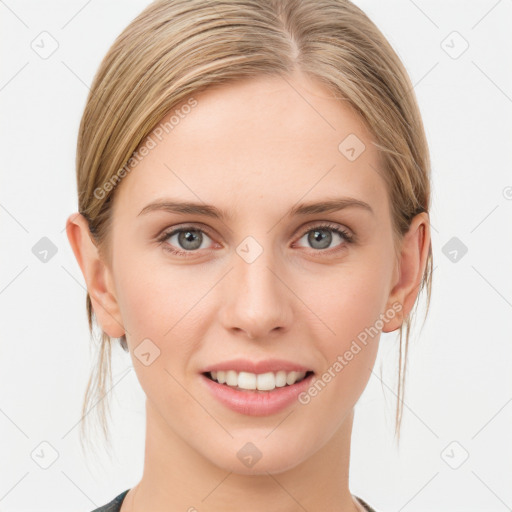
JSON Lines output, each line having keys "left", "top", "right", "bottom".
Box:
{"left": 137, "top": 197, "right": 374, "bottom": 220}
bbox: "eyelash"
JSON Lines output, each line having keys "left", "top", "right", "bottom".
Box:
{"left": 156, "top": 222, "right": 355, "bottom": 258}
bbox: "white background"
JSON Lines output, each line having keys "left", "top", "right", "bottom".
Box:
{"left": 1, "top": 1, "right": 511, "bottom": 511}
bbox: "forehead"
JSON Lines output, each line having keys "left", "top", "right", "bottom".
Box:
{"left": 113, "top": 72, "right": 388, "bottom": 222}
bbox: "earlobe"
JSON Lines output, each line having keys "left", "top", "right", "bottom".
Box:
{"left": 382, "top": 212, "right": 431, "bottom": 333}
{"left": 65, "top": 213, "right": 125, "bottom": 338}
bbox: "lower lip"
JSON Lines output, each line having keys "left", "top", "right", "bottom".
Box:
{"left": 200, "top": 372, "right": 315, "bottom": 416}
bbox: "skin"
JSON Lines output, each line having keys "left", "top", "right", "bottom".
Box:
{"left": 67, "top": 69, "right": 430, "bottom": 512}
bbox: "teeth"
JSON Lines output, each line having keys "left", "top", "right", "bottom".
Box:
{"left": 208, "top": 370, "right": 308, "bottom": 391}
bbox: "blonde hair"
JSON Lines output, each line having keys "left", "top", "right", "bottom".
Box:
{"left": 75, "top": 0, "right": 432, "bottom": 454}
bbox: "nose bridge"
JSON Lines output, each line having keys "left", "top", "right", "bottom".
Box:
{"left": 221, "top": 234, "right": 291, "bottom": 339}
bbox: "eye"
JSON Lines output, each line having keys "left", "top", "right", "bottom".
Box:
{"left": 156, "top": 222, "right": 354, "bottom": 258}
{"left": 295, "top": 222, "right": 354, "bottom": 252}
{"left": 157, "top": 225, "right": 215, "bottom": 257}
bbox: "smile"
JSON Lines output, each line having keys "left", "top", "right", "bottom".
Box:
{"left": 204, "top": 370, "right": 313, "bottom": 391}
{"left": 200, "top": 370, "right": 316, "bottom": 416}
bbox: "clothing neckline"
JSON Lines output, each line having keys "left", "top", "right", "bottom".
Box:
{"left": 107, "top": 488, "right": 377, "bottom": 512}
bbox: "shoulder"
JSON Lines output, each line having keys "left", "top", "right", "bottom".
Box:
{"left": 89, "top": 489, "right": 130, "bottom": 512}
{"left": 355, "top": 495, "right": 379, "bottom": 512}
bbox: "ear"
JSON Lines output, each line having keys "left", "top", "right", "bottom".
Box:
{"left": 66, "top": 213, "right": 125, "bottom": 338}
{"left": 382, "top": 212, "right": 431, "bottom": 333}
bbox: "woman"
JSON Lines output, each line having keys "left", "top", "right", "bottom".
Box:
{"left": 66, "top": 0, "right": 433, "bottom": 510}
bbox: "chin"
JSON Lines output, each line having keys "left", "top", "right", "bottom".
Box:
{"left": 203, "top": 434, "right": 313, "bottom": 476}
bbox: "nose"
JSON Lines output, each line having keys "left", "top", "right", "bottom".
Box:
{"left": 219, "top": 243, "right": 293, "bottom": 340}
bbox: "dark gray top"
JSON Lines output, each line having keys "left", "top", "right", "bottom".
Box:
{"left": 90, "top": 489, "right": 378, "bottom": 511}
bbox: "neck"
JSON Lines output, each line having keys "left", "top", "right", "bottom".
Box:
{"left": 127, "top": 400, "right": 361, "bottom": 512}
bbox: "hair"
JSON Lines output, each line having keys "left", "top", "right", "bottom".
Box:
{"left": 75, "top": 0, "right": 433, "bottom": 455}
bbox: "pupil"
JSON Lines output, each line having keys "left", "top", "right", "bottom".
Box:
{"left": 179, "top": 230, "right": 201, "bottom": 250}
{"left": 309, "top": 229, "right": 331, "bottom": 249}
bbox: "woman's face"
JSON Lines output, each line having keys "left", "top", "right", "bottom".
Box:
{"left": 102, "top": 71, "right": 405, "bottom": 474}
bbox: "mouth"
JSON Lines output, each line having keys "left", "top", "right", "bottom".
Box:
{"left": 200, "top": 368, "right": 316, "bottom": 416}
{"left": 202, "top": 370, "right": 315, "bottom": 392}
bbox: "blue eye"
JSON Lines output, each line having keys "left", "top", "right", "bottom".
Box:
{"left": 157, "top": 222, "right": 354, "bottom": 258}
{"left": 157, "top": 226, "right": 214, "bottom": 257}
{"left": 296, "top": 223, "right": 354, "bottom": 251}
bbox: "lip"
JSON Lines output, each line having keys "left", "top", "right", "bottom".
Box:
{"left": 200, "top": 358, "right": 313, "bottom": 374}
{"left": 200, "top": 371, "right": 315, "bottom": 416}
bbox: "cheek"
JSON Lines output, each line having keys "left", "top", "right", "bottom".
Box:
{"left": 113, "top": 250, "right": 211, "bottom": 370}
{"left": 316, "top": 262, "right": 390, "bottom": 337}
{"left": 305, "top": 254, "right": 392, "bottom": 388}
{"left": 299, "top": 288, "right": 382, "bottom": 420}
{"left": 115, "top": 247, "right": 196, "bottom": 328}
{"left": 114, "top": 255, "right": 209, "bottom": 403}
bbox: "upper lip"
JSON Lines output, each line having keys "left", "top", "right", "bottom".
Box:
{"left": 201, "top": 358, "right": 314, "bottom": 375}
